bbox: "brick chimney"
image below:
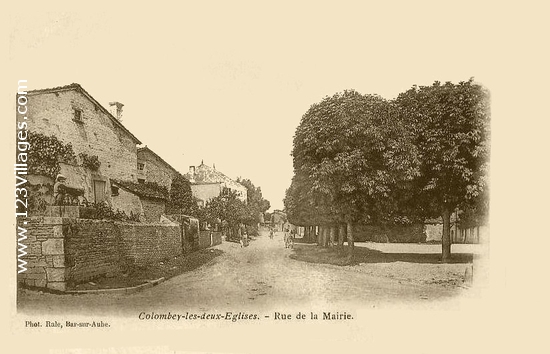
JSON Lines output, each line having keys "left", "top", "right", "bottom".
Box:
{"left": 109, "top": 101, "right": 124, "bottom": 121}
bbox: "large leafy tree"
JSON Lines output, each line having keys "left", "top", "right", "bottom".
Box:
{"left": 395, "top": 79, "right": 490, "bottom": 262}
{"left": 291, "top": 90, "right": 419, "bottom": 257}
{"left": 167, "top": 173, "right": 198, "bottom": 216}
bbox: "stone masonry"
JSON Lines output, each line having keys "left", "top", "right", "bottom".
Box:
{"left": 18, "top": 216, "right": 183, "bottom": 291}
{"left": 26, "top": 86, "right": 140, "bottom": 183}
{"left": 18, "top": 217, "right": 68, "bottom": 291}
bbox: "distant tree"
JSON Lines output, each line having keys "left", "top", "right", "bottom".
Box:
{"left": 237, "top": 177, "right": 271, "bottom": 227}
{"left": 167, "top": 173, "right": 197, "bottom": 216}
{"left": 395, "top": 79, "right": 490, "bottom": 262}
{"left": 199, "top": 190, "right": 249, "bottom": 238}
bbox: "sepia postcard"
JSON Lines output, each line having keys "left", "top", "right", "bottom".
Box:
{"left": 3, "top": 1, "right": 548, "bottom": 354}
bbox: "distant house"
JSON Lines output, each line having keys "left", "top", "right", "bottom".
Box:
{"left": 424, "top": 216, "right": 459, "bottom": 242}
{"left": 137, "top": 146, "right": 179, "bottom": 190}
{"left": 423, "top": 214, "right": 488, "bottom": 244}
{"left": 183, "top": 162, "right": 247, "bottom": 206}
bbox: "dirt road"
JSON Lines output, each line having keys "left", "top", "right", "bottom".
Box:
{"left": 17, "top": 230, "right": 467, "bottom": 316}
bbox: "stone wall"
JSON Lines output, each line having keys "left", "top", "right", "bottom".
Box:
{"left": 18, "top": 216, "right": 183, "bottom": 290}
{"left": 118, "top": 222, "right": 182, "bottom": 267}
{"left": 354, "top": 224, "right": 426, "bottom": 243}
{"left": 17, "top": 217, "right": 67, "bottom": 291}
{"left": 63, "top": 219, "right": 127, "bottom": 284}
{"left": 198, "top": 231, "right": 222, "bottom": 249}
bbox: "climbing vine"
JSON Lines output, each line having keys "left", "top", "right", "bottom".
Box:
{"left": 28, "top": 132, "right": 101, "bottom": 177}
{"left": 28, "top": 183, "right": 53, "bottom": 214}
{"left": 78, "top": 153, "right": 101, "bottom": 171}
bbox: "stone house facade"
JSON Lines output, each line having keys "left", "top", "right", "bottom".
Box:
{"left": 25, "top": 83, "right": 144, "bottom": 217}
{"left": 137, "top": 146, "right": 179, "bottom": 190}
{"left": 183, "top": 162, "right": 247, "bottom": 206}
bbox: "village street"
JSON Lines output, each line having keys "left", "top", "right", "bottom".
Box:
{"left": 17, "top": 230, "right": 470, "bottom": 317}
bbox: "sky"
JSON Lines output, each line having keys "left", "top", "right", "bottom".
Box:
{"left": 4, "top": 1, "right": 546, "bottom": 211}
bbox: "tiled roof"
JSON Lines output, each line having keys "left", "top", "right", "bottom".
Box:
{"left": 27, "top": 83, "right": 141, "bottom": 144}
{"left": 184, "top": 163, "right": 245, "bottom": 191}
{"left": 112, "top": 179, "right": 169, "bottom": 201}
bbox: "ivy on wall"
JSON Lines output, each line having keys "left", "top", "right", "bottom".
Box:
{"left": 28, "top": 132, "right": 77, "bottom": 178}
{"left": 28, "top": 132, "right": 101, "bottom": 177}
{"left": 78, "top": 153, "right": 101, "bottom": 171}
{"left": 28, "top": 183, "right": 52, "bottom": 214}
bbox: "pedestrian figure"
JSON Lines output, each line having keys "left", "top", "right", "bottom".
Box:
{"left": 53, "top": 174, "right": 84, "bottom": 205}
{"left": 239, "top": 224, "right": 248, "bottom": 247}
{"left": 53, "top": 174, "right": 68, "bottom": 206}
{"left": 284, "top": 227, "right": 292, "bottom": 248}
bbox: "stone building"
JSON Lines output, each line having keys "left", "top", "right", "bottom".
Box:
{"left": 183, "top": 162, "right": 247, "bottom": 206}
{"left": 137, "top": 146, "right": 179, "bottom": 190}
{"left": 25, "top": 83, "right": 149, "bottom": 218}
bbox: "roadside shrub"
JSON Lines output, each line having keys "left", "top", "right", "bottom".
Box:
{"left": 80, "top": 202, "right": 140, "bottom": 222}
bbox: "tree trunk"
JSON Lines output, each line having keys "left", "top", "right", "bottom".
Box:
{"left": 347, "top": 221, "right": 354, "bottom": 258}
{"left": 316, "top": 226, "right": 321, "bottom": 245}
{"left": 320, "top": 226, "right": 328, "bottom": 247}
{"left": 338, "top": 224, "right": 346, "bottom": 248}
{"left": 442, "top": 207, "right": 452, "bottom": 262}
{"left": 329, "top": 226, "right": 336, "bottom": 246}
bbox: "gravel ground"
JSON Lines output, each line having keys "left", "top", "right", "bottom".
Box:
{"left": 18, "top": 231, "right": 468, "bottom": 315}
{"left": 291, "top": 240, "right": 484, "bottom": 288}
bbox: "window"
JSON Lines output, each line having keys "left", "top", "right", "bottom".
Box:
{"left": 111, "top": 186, "right": 119, "bottom": 197}
{"left": 73, "top": 108, "right": 83, "bottom": 122}
{"left": 137, "top": 162, "right": 145, "bottom": 171}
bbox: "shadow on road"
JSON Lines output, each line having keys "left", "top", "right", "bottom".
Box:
{"left": 290, "top": 244, "right": 473, "bottom": 266}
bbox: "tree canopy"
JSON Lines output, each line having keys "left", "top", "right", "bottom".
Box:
{"left": 287, "top": 79, "right": 490, "bottom": 261}
{"left": 395, "top": 79, "right": 490, "bottom": 260}
{"left": 289, "top": 89, "right": 420, "bottom": 255}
